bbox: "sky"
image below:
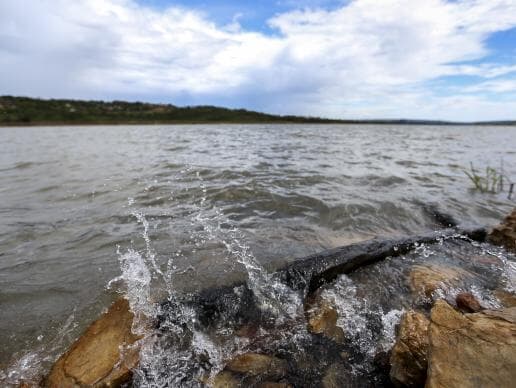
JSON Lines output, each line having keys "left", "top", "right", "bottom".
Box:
{"left": 1, "top": 0, "right": 516, "bottom": 121}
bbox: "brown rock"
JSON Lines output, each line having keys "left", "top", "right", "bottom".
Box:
{"left": 455, "top": 292, "right": 482, "bottom": 313}
{"left": 226, "top": 353, "right": 287, "bottom": 379}
{"left": 481, "top": 307, "right": 516, "bottom": 323}
{"left": 44, "top": 298, "right": 140, "bottom": 388}
{"left": 494, "top": 290, "right": 516, "bottom": 307}
{"left": 212, "top": 371, "right": 241, "bottom": 388}
{"left": 488, "top": 208, "right": 516, "bottom": 252}
{"left": 257, "top": 382, "right": 292, "bottom": 388}
{"left": 426, "top": 300, "right": 516, "bottom": 388}
{"left": 322, "top": 362, "right": 367, "bottom": 388}
{"left": 305, "top": 293, "right": 344, "bottom": 343}
{"left": 409, "top": 264, "right": 470, "bottom": 299}
{"left": 389, "top": 311, "right": 429, "bottom": 387}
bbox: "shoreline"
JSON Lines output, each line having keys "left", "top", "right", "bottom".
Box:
{"left": 2, "top": 121, "right": 516, "bottom": 127}
{"left": 2, "top": 96, "right": 515, "bottom": 127}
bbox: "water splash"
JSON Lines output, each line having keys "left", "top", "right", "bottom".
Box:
{"left": 114, "top": 169, "right": 304, "bottom": 386}
{"left": 319, "top": 275, "right": 404, "bottom": 362}
{"left": 380, "top": 309, "right": 405, "bottom": 351}
{"left": 191, "top": 172, "right": 302, "bottom": 322}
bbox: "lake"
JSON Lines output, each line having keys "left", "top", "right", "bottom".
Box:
{"left": 1, "top": 124, "right": 515, "bottom": 383}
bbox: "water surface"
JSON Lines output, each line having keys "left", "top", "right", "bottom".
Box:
{"left": 1, "top": 124, "right": 515, "bottom": 382}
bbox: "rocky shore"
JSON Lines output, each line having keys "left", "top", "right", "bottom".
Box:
{"left": 38, "top": 208, "right": 516, "bottom": 387}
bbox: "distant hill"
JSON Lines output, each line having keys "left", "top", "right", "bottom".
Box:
{"left": 0, "top": 96, "right": 514, "bottom": 126}
{"left": 0, "top": 96, "right": 340, "bottom": 125}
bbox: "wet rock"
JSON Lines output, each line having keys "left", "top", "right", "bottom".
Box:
{"left": 235, "top": 324, "right": 259, "bottom": 339}
{"left": 257, "top": 382, "right": 292, "bottom": 388}
{"left": 426, "top": 300, "right": 516, "bottom": 388}
{"left": 226, "top": 353, "right": 288, "bottom": 380}
{"left": 44, "top": 298, "right": 140, "bottom": 388}
{"left": 213, "top": 371, "right": 241, "bottom": 388}
{"left": 372, "top": 350, "right": 391, "bottom": 377}
{"left": 305, "top": 292, "right": 344, "bottom": 343}
{"left": 389, "top": 311, "right": 429, "bottom": 387}
{"left": 408, "top": 264, "right": 470, "bottom": 299}
{"left": 456, "top": 292, "right": 482, "bottom": 313}
{"left": 321, "top": 362, "right": 367, "bottom": 388}
{"left": 489, "top": 208, "right": 516, "bottom": 252}
{"left": 469, "top": 254, "right": 502, "bottom": 266}
{"left": 494, "top": 290, "right": 516, "bottom": 307}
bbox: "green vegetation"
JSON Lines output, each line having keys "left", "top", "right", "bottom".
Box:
{"left": 0, "top": 96, "right": 345, "bottom": 125}
{"left": 2, "top": 96, "right": 515, "bottom": 126}
{"left": 464, "top": 162, "right": 511, "bottom": 194}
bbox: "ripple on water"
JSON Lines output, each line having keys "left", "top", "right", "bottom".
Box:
{"left": 1, "top": 124, "right": 516, "bottom": 384}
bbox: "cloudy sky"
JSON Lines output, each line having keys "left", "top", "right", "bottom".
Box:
{"left": 1, "top": 0, "right": 516, "bottom": 121}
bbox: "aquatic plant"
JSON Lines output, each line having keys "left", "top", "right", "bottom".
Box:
{"left": 464, "top": 162, "right": 512, "bottom": 194}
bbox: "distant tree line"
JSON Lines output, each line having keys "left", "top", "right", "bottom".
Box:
{"left": 0, "top": 96, "right": 514, "bottom": 126}
{"left": 0, "top": 96, "right": 342, "bottom": 125}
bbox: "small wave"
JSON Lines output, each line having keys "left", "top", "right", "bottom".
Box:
{"left": 14, "top": 161, "right": 35, "bottom": 170}
{"left": 354, "top": 174, "right": 407, "bottom": 187}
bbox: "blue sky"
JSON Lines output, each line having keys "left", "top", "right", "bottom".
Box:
{"left": 138, "top": 0, "right": 347, "bottom": 31}
{"left": 1, "top": 0, "right": 516, "bottom": 121}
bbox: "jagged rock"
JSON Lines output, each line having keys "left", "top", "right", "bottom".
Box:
{"left": 305, "top": 292, "right": 344, "bottom": 343}
{"left": 455, "top": 292, "right": 482, "bottom": 313}
{"left": 489, "top": 208, "right": 516, "bottom": 252}
{"left": 44, "top": 298, "right": 140, "bottom": 388}
{"left": 426, "top": 300, "right": 516, "bottom": 388}
{"left": 408, "top": 264, "right": 470, "bottom": 299}
{"left": 389, "top": 311, "right": 429, "bottom": 387}
{"left": 494, "top": 290, "right": 516, "bottom": 307}
{"left": 226, "top": 353, "right": 288, "bottom": 380}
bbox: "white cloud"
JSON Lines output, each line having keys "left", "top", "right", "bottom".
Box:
{"left": 1, "top": 0, "right": 516, "bottom": 120}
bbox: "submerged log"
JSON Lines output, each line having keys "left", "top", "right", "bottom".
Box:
{"left": 166, "top": 226, "right": 486, "bottom": 334}
{"left": 276, "top": 226, "right": 486, "bottom": 295}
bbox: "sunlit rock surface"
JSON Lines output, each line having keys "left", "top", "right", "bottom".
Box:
{"left": 426, "top": 300, "right": 516, "bottom": 388}
{"left": 44, "top": 298, "right": 139, "bottom": 388}
{"left": 389, "top": 311, "right": 429, "bottom": 387}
